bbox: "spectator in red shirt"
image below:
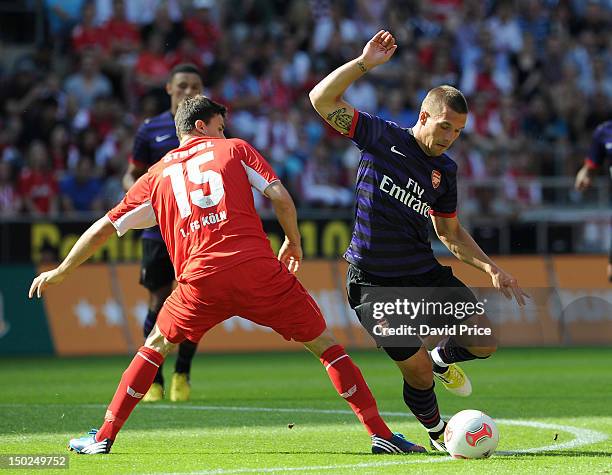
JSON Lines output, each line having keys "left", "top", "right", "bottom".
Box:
{"left": 476, "top": 53, "right": 501, "bottom": 93}
{"left": 103, "top": 0, "right": 141, "bottom": 59}
{"left": 259, "top": 60, "right": 294, "bottom": 112}
{"left": 184, "top": 0, "right": 220, "bottom": 55}
{"left": 71, "top": 1, "right": 107, "bottom": 55}
{"left": 134, "top": 32, "right": 172, "bottom": 96}
{"left": 18, "top": 141, "right": 59, "bottom": 216}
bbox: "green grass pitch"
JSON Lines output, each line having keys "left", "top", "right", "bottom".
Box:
{"left": 1, "top": 348, "right": 611, "bottom": 474}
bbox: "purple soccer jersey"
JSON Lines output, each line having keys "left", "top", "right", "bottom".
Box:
{"left": 585, "top": 121, "right": 612, "bottom": 178}
{"left": 131, "top": 111, "right": 180, "bottom": 240}
{"left": 344, "top": 111, "right": 459, "bottom": 277}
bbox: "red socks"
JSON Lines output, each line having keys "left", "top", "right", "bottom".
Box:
{"left": 320, "top": 345, "right": 392, "bottom": 439}
{"left": 96, "top": 344, "right": 392, "bottom": 442}
{"left": 96, "top": 347, "right": 165, "bottom": 441}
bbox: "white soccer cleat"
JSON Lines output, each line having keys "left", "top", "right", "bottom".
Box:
{"left": 68, "top": 429, "right": 112, "bottom": 454}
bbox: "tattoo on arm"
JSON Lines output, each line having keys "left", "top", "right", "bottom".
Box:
{"left": 326, "top": 107, "right": 353, "bottom": 134}
{"left": 357, "top": 60, "right": 368, "bottom": 73}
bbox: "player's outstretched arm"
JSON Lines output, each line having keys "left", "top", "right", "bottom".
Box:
{"left": 309, "top": 30, "right": 397, "bottom": 134}
{"left": 28, "top": 216, "right": 116, "bottom": 298}
{"left": 431, "top": 215, "right": 530, "bottom": 306}
{"left": 264, "top": 181, "right": 302, "bottom": 273}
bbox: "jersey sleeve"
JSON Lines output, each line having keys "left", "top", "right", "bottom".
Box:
{"left": 131, "top": 122, "right": 151, "bottom": 168}
{"left": 107, "top": 174, "right": 157, "bottom": 236}
{"left": 430, "top": 167, "right": 458, "bottom": 218}
{"left": 586, "top": 127, "right": 605, "bottom": 169}
{"left": 234, "top": 139, "right": 280, "bottom": 194}
{"left": 348, "top": 111, "right": 388, "bottom": 150}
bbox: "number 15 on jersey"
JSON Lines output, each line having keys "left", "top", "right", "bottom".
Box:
{"left": 163, "top": 151, "right": 225, "bottom": 219}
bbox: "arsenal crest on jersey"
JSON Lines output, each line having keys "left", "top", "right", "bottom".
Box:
{"left": 431, "top": 170, "right": 441, "bottom": 189}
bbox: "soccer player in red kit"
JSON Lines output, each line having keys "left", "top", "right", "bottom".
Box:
{"left": 29, "top": 95, "right": 425, "bottom": 455}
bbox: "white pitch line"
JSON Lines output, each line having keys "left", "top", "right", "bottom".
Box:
{"left": 0, "top": 403, "right": 414, "bottom": 417}
{"left": 143, "top": 407, "right": 609, "bottom": 475}
{"left": 131, "top": 403, "right": 610, "bottom": 453}
{"left": 495, "top": 419, "right": 609, "bottom": 454}
{"left": 154, "top": 458, "right": 451, "bottom": 475}
{"left": 0, "top": 402, "right": 608, "bottom": 472}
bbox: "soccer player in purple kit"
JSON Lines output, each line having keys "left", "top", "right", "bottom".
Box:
{"left": 310, "top": 30, "right": 529, "bottom": 452}
{"left": 122, "top": 64, "right": 204, "bottom": 402}
{"left": 575, "top": 120, "right": 612, "bottom": 282}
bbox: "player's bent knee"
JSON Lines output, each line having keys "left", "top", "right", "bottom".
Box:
{"left": 303, "top": 328, "right": 337, "bottom": 358}
{"left": 145, "top": 336, "right": 175, "bottom": 358}
{"left": 144, "top": 324, "right": 176, "bottom": 357}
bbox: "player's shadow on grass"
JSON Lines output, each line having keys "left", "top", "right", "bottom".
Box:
{"left": 497, "top": 450, "right": 611, "bottom": 458}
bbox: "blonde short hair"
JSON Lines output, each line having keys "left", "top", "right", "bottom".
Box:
{"left": 421, "top": 85, "right": 468, "bottom": 116}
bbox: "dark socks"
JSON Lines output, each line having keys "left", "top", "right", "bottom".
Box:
{"left": 175, "top": 340, "right": 197, "bottom": 375}
{"left": 432, "top": 337, "right": 489, "bottom": 373}
{"left": 403, "top": 380, "right": 443, "bottom": 432}
{"left": 143, "top": 310, "right": 157, "bottom": 339}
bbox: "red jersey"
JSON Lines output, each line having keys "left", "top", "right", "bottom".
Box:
{"left": 107, "top": 136, "right": 279, "bottom": 282}
{"left": 71, "top": 24, "right": 107, "bottom": 52}
{"left": 184, "top": 18, "right": 220, "bottom": 52}
{"left": 135, "top": 52, "right": 170, "bottom": 80}
{"left": 103, "top": 19, "right": 140, "bottom": 50}
{"left": 17, "top": 169, "right": 58, "bottom": 214}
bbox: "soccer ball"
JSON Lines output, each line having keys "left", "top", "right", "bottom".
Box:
{"left": 444, "top": 410, "right": 499, "bottom": 459}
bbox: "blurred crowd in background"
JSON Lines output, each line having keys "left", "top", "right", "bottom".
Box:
{"left": 0, "top": 0, "right": 610, "bottom": 220}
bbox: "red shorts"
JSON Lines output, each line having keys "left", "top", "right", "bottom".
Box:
{"left": 156, "top": 257, "right": 327, "bottom": 344}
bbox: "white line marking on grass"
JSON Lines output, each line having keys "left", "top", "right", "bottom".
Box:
{"left": 154, "top": 458, "right": 451, "bottom": 475}
{"left": 495, "top": 419, "right": 608, "bottom": 454}
{"left": 1, "top": 403, "right": 608, "bottom": 468}
{"left": 151, "top": 417, "right": 611, "bottom": 475}
{"left": 130, "top": 403, "right": 610, "bottom": 452}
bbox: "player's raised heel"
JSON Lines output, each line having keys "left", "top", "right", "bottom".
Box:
{"left": 68, "top": 429, "right": 112, "bottom": 454}
{"left": 170, "top": 373, "right": 190, "bottom": 402}
{"left": 142, "top": 382, "right": 164, "bottom": 402}
{"left": 371, "top": 433, "right": 426, "bottom": 454}
{"left": 433, "top": 364, "right": 472, "bottom": 397}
